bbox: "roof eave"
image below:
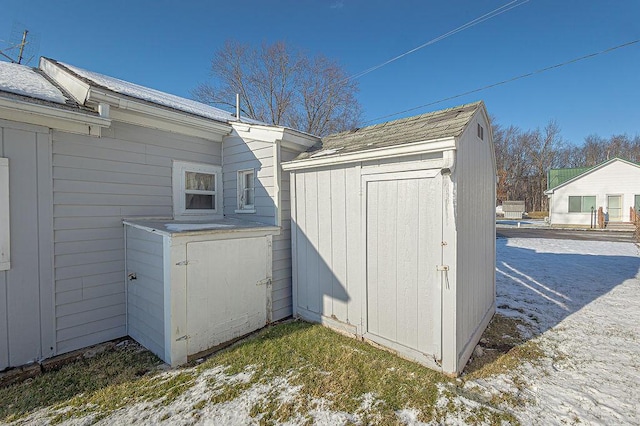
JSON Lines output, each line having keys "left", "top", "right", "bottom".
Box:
{"left": 87, "top": 88, "right": 231, "bottom": 141}
{"left": 282, "top": 136, "right": 456, "bottom": 171}
{"left": 0, "top": 95, "right": 110, "bottom": 136}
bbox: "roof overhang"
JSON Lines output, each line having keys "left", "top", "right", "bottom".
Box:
{"left": 281, "top": 136, "right": 456, "bottom": 171}
{"left": 0, "top": 95, "right": 110, "bottom": 136}
{"left": 231, "top": 122, "right": 320, "bottom": 151}
{"left": 88, "top": 89, "right": 231, "bottom": 141}
{"left": 40, "top": 57, "right": 231, "bottom": 142}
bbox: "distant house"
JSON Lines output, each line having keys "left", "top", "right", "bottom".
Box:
{"left": 545, "top": 158, "right": 640, "bottom": 227}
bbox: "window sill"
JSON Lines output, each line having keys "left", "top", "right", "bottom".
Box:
{"left": 235, "top": 209, "right": 256, "bottom": 214}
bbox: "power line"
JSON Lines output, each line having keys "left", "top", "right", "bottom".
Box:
{"left": 362, "top": 39, "right": 640, "bottom": 125}
{"left": 340, "top": 0, "right": 530, "bottom": 84}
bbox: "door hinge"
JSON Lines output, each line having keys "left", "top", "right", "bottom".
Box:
{"left": 257, "top": 278, "right": 272, "bottom": 286}
{"left": 176, "top": 335, "right": 190, "bottom": 342}
{"left": 436, "top": 265, "right": 449, "bottom": 271}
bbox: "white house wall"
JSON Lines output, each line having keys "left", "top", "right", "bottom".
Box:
{"left": 52, "top": 121, "right": 222, "bottom": 355}
{"left": 549, "top": 160, "right": 640, "bottom": 225}
{"left": 222, "top": 133, "right": 302, "bottom": 321}
{"left": 450, "top": 111, "right": 496, "bottom": 373}
{"left": 0, "top": 119, "right": 54, "bottom": 370}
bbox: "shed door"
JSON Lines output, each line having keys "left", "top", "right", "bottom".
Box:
{"left": 186, "top": 237, "right": 269, "bottom": 356}
{"left": 364, "top": 171, "right": 442, "bottom": 360}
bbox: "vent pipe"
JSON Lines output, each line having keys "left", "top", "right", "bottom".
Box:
{"left": 235, "top": 93, "right": 240, "bottom": 121}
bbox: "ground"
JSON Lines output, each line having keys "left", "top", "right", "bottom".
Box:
{"left": 2, "top": 232, "right": 639, "bottom": 425}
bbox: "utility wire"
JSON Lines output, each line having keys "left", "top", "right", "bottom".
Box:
{"left": 340, "top": 0, "right": 530, "bottom": 84}
{"left": 362, "top": 39, "right": 640, "bottom": 125}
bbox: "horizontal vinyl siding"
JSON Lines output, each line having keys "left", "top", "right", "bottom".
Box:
{"left": 52, "top": 121, "right": 221, "bottom": 355}
{"left": 271, "top": 148, "right": 298, "bottom": 320}
{"left": 223, "top": 135, "right": 276, "bottom": 225}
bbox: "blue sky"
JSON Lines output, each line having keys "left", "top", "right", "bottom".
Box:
{"left": 1, "top": 0, "right": 638, "bottom": 144}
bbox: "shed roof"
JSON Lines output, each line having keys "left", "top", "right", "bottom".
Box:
{"left": 294, "top": 101, "right": 483, "bottom": 161}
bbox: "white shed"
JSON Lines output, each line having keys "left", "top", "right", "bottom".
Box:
{"left": 123, "top": 219, "right": 278, "bottom": 366}
{"left": 282, "top": 102, "right": 496, "bottom": 376}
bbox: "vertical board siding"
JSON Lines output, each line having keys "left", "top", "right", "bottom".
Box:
{"left": 292, "top": 165, "right": 362, "bottom": 328}
{"left": 455, "top": 112, "right": 496, "bottom": 358}
{"left": 52, "top": 121, "right": 222, "bottom": 354}
{"left": 0, "top": 122, "right": 54, "bottom": 369}
{"left": 125, "top": 226, "right": 165, "bottom": 359}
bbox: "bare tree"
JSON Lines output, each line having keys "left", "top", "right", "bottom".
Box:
{"left": 193, "top": 40, "right": 361, "bottom": 136}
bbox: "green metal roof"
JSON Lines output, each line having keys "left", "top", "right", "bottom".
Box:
{"left": 547, "top": 166, "right": 593, "bottom": 190}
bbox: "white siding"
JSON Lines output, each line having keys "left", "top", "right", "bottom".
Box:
{"left": 549, "top": 160, "right": 640, "bottom": 225}
{"left": 125, "top": 226, "right": 165, "bottom": 360}
{"left": 52, "top": 121, "right": 222, "bottom": 354}
{"left": 223, "top": 134, "right": 275, "bottom": 224}
{"left": 452, "top": 111, "right": 496, "bottom": 372}
{"left": 0, "top": 119, "right": 54, "bottom": 370}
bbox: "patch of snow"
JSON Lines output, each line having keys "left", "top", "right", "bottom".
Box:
{"left": 310, "top": 148, "right": 340, "bottom": 158}
{"left": 486, "top": 238, "right": 640, "bottom": 425}
{"left": 60, "top": 62, "right": 237, "bottom": 123}
{"left": 0, "top": 61, "right": 67, "bottom": 104}
{"left": 165, "top": 223, "right": 234, "bottom": 232}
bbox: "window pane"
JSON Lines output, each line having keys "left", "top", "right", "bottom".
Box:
{"left": 185, "top": 194, "right": 214, "bottom": 210}
{"left": 244, "top": 172, "right": 254, "bottom": 190}
{"left": 635, "top": 195, "right": 640, "bottom": 211}
{"left": 582, "top": 196, "right": 596, "bottom": 212}
{"left": 185, "top": 172, "right": 215, "bottom": 191}
{"left": 568, "top": 196, "right": 581, "bottom": 213}
{"left": 244, "top": 188, "right": 254, "bottom": 206}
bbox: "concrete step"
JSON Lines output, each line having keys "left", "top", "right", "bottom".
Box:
{"left": 605, "top": 222, "right": 636, "bottom": 231}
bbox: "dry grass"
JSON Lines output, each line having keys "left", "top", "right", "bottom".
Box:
{"left": 464, "top": 314, "right": 544, "bottom": 380}
{"left": 0, "top": 321, "right": 524, "bottom": 425}
{"left": 525, "top": 211, "right": 548, "bottom": 219}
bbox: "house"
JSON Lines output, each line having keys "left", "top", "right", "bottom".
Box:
{"left": 0, "top": 58, "right": 319, "bottom": 370}
{"left": 282, "top": 102, "right": 497, "bottom": 376}
{"left": 545, "top": 158, "right": 640, "bottom": 227}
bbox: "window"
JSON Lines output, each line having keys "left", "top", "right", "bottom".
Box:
{"left": 568, "top": 195, "right": 596, "bottom": 213}
{"left": 172, "top": 161, "right": 222, "bottom": 220}
{"left": 236, "top": 169, "right": 255, "bottom": 213}
{"left": 0, "top": 158, "right": 9, "bottom": 270}
{"left": 635, "top": 194, "right": 640, "bottom": 212}
{"left": 477, "top": 123, "right": 484, "bottom": 140}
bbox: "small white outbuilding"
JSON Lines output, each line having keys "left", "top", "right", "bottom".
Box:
{"left": 282, "top": 102, "right": 496, "bottom": 376}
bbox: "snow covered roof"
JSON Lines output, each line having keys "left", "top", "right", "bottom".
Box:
{"left": 53, "top": 59, "right": 238, "bottom": 124}
{"left": 0, "top": 61, "right": 68, "bottom": 104}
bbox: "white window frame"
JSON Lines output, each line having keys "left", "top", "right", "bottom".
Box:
{"left": 236, "top": 168, "right": 256, "bottom": 213}
{"left": 568, "top": 195, "right": 596, "bottom": 213}
{"left": 0, "top": 158, "right": 10, "bottom": 270}
{"left": 172, "top": 160, "right": 222, "bottom": 220}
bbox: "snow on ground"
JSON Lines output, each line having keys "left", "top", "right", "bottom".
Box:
{"left": 0, "top": 61, "right": 67, "bottom": 104}
{"left": 11, "top": 236, "right": 640, "bottom": 425}
{"left": 479, "top": 237, "right": 640, "bottom": 425}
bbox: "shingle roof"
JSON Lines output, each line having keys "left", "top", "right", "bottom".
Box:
{"left": 295, "top": 101, "right": 483, "bottom": 160}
